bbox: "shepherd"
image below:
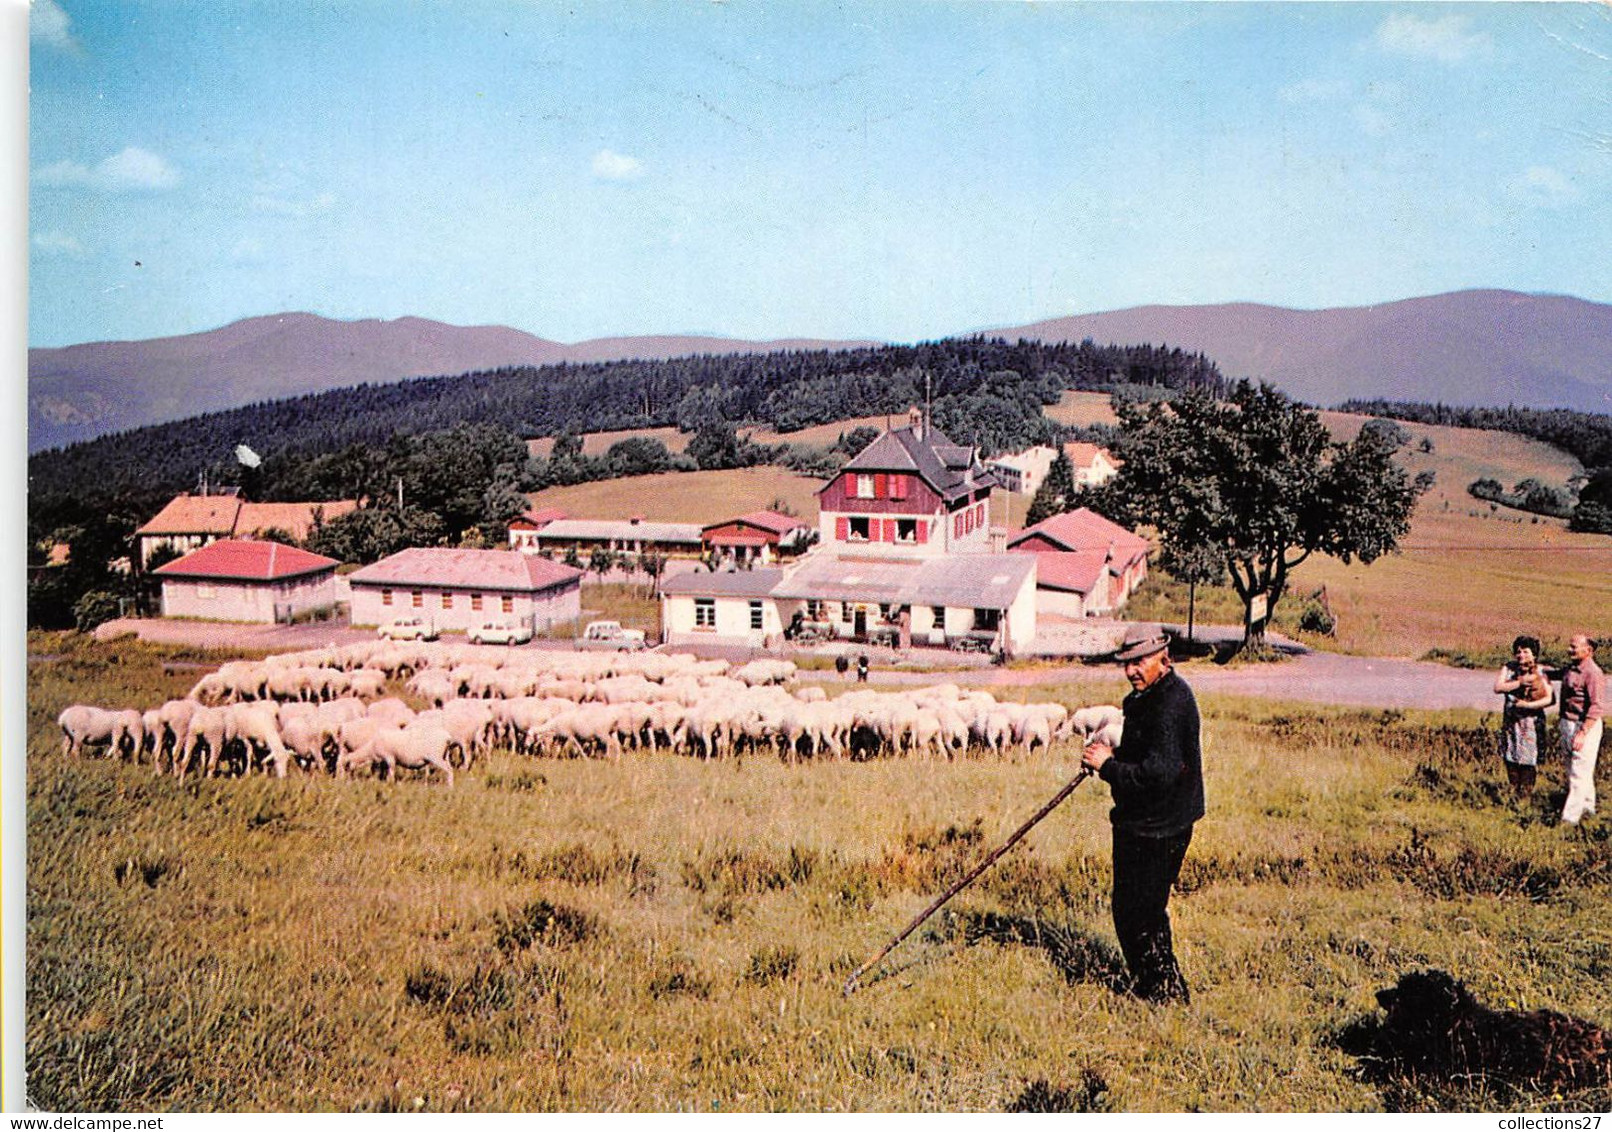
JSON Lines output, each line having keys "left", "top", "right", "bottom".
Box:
{"left": 1080, "top": 624, "right": 1204, "bottom": 1005}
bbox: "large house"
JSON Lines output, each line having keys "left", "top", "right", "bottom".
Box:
{"left": 135, "top": 491, "right": 358, "bottom": 568}
{"left": 506, "top": 507, "right": 568, "bottom": 551}
{"left": 347, "top": 548, "right": 583, "bottom": 634}
{"left": 153, "top": 539, "right": 340, "bottom": 624}
{"left": 817, "top": 408, "right": 997, "bottom": 558}
{"left": 1007, "top": 507, "right": 1150, "bottom": 617}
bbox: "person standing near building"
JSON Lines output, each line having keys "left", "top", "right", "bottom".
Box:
{"left": 1556, "top": 634, "right": 1605, "bottom": 827}
{"left": 1080, "top": 624, "right": 1204, "bottom": 1004}
{"left": 1494, "top": 635, "right": 1555, "bottom": 799}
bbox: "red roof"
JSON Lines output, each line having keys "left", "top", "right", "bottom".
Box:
{"left": 136, "top": 494, "right": 242, "bottom": 536}
{"left": 347, "top": 547, "right": 583, "bottom": 592}
{"left": 702, "top": 510, "right": 806, "bottom": 538}
{"left": 1016, "top": 550, "right": 1109, "bottom": 595}
{"left": 154, "top": 539, "right": 339, "bottom": 581}
{"left": 1063, "top": 442, "right": 1116, "bottom": 469}
{"left": 1007, "top": 508, "right": 1148, "bottom": 562}
{"left": 510, "top": 506, "right": 568, "bottom": 530}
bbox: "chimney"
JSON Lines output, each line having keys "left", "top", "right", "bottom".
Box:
{"left": 908, "top": 405, "right": 923, "bottom": 441}
{"left": 989, "top": 526, "right": 1006, "bottom": 554}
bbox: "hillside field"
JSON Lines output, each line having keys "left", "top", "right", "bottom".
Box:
{"left": 527, "top": 392, "right": 1610, "bottom": 660}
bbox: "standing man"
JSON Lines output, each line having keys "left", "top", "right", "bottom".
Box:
{"left": 1081, "top": 624, "right": 1204, "bottom": 1004}
{"left": 1557, "top": 634, "right": 1605, "bottom": 827}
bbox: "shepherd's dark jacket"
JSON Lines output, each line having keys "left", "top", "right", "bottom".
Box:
{"left": 1097, "top": 669, "right": 1204, "bottom": 837}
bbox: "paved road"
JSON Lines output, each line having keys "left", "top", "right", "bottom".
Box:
{"left": 90, "top": 617, "right": 1501, "bottom": 714}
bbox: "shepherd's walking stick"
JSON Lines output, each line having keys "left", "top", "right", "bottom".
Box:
{"left": 842, "top": 767, "right": 1094, "bottom": 996}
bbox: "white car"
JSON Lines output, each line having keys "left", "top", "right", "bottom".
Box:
{"left": 469, "top": 619, "right": 533, "bottom": 646}
{"left": 377, "top": 617, "right": 439, "bottom": 642}
{"left": 577, "top": 620, "right": 648, "bottom": 651}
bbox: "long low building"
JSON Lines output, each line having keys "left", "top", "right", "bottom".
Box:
{"left": 527, "top": 517, "right": 705, "bottom": 560}
{"left": 347, "top": 548, "right": 583, "bottom": 634}
{"left": 661, "top": 551, "right": 1038, "bottom": 654}
{"left": 154, "top": 539, "right": 340, "bottom": 624}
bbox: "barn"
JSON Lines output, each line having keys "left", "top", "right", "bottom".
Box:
{"left": 347, "top": 548, "right": 583, "bottom": 635}
{"left": 700, "top": 510, "right": 812, "bottom": 566}
{"left": 1007, "top": 507, "right": 1150, "bottom": 615}
{"left": 153, "top": 539, "right": 340, "bottom": 624}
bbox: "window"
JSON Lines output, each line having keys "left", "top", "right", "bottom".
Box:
{"left": 441, "top": 593, "right": 453, "bottom": 610}
{"left": 840, "top": 602, "right": 854, "bottom": 624}
{"left": 471, "top": 594, "right": 483, "bottom": 611}
{"left": 196, "top": 584, "right": 215, "bottom": 600}
{"left": 896, "top": 518, "right": 917, "bottom": 543}
{"left": 848, "top": 517, "right": 870, "bottom": 542}
{"left": 382, "top": 589, "right": 393, "bottom": 606}
{"left": 749, "top": 600, "right": 764, "bottom": 630}
{"left": 856, "top": 474, "right": 875, "bottom": 499}
{"left": 973, "top": 608, "right": 1001, "bottom": 632}
{"left": 501, "top": 595, "right": 514, "bottom": 613}
{"left": 411, "top": 591, "right": 423, "bottom": 608}
{"left": 695, "top": 598, "right": 716, "bottom": 628}
{"left": 932, "top": 606, "right": 946, "bottom": 630}
{"left": 807, "top": 599, "right": 823, "bottom": 619}
{"left": 890, "top": 474, "right": 909, "bottom": 501}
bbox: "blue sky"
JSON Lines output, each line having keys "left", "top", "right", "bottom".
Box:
{"left": 26, "top": 1, "right": 1612, "bottom": 348}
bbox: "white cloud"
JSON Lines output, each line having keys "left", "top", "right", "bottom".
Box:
{"left": 31, "top": 0, "right": 78, "bottom": 51}
{"left": 32, "top": 231, "right": 87, "bottom": 257}
{"left": 34, "top": 147, "right": 179, "bottom": 192}
{"left": 1514, "top": 165, "right": 1581, "bottom": 208}
{"left": 1374, "top": 14, "right": 1492, "bottom": 64}
{"left": 250, "top": 191, "right": 337, "bottom": 217}
{"left": 591, "top": 149, "right": 644, "bottom": 181}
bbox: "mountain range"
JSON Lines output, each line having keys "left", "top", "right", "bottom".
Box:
{"left": 28, "top": 289, "right": 1611, "bottom": 453}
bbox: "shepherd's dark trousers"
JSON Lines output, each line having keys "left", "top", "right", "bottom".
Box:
{"left": 1112, "top": 826, "right": 1193, "bottom": 1003}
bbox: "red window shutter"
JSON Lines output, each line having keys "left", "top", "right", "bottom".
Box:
{"left": 874, "top": 473, "right": 888, "bottom": 499}
{"left": 883, "top": 519, "right": 896, "bottom": 542}
{"left": 891, "top": 474, "right": 907, "bottom": 501}
{"left": 916, "top": 521, "right": 928, "bottom": 544}
{"left": 954, "top": 514, "right": 963, "bottom": 539}
{"left": 836, "top": 516, "right": 848, "bottom": 541}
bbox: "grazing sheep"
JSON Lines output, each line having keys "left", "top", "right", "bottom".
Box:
{"left": 1064, "top": 704, "right": 1125, "bottom": 750}
{"left": 1360, "top": 969, "right": 1612, "bottom": 1091}
{"left": 58, "top": 705, "right": 142, "bottom": 760}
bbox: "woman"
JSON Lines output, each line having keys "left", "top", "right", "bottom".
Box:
{"left": 1495, "top": 635, "right": 1555, "bottom": 798}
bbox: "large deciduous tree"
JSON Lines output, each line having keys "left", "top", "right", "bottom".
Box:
{"left": 1103, "top": 381, "right": 1426, "bottom": 650}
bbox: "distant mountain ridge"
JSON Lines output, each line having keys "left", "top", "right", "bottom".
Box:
{"left": 993, "top": 290, "right": 1612, "bottom": 417}
{"left": 27, "top": 313, "right": 874, "bottom": 452}
{"left": 28, "top": 290, "right": 1612, "bottom": 452}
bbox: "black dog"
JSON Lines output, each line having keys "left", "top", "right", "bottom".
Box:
{"left": 1369, "top": 969, "right": 1612, "bottom": 1091}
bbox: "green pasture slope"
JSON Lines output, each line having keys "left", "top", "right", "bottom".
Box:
{"left": 24, "top": 635, "right": 1612, "bottom": 1112}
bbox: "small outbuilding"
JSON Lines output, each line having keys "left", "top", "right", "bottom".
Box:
{"left": 1008, "top": 508, "right": 1150, "bottom": 613}
{"left": 153, "top": 539, "right": 340, "bottom": 624}
{"left": 700, "top": 510, "right": 812, "bottom": 566}
{"left": 346, "top": 547, "right": 583, "bottom": 635}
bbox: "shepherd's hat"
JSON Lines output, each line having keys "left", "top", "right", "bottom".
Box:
{"left": 1114, "top": 624, "right": 1170, "bottom": 662}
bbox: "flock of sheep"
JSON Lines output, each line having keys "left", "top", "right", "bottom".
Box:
{"left": 56, "top": 641, "right": 1124, "bottom": 786}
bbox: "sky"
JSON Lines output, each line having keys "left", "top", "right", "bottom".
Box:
{"left": 25, "top": 1, "right": 1612, "bottom": 349}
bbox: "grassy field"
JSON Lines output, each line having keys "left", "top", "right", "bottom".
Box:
{"left": 26, "top": 636, "right": 1612, "bottom": 1112}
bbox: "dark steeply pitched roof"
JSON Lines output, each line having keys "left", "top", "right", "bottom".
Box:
{"left": 835, "top": 424, "right": 997, "bottom": 502}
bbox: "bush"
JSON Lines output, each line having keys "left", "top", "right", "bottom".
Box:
{"left": 1298, "top": 602, "right": 1336, "bottom": 636}
{"left": 71, "top": 590, "right": 121, "bottom": 633}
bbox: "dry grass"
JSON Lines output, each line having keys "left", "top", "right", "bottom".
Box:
{"left": 25, "top": 637, "right": 1612, "bottom": 1112}
{"left": 526, "top": 467, "right": 825, "bottom": 525}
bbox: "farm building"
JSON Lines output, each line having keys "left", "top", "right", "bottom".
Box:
{"left": 660, "top": 568, "right": 788, "bottom": 647}
{"left": 700, "top": 510, "right": 812, "bottom": 566}
{"left": 153, "top": 539, "right": 340, "bottom": 624}
{"left": 1007, "top": 507, "right": 1150, "bottom": 615}
{"left": 988, "top": 442, "right": 1119, "bottom": 496}
{"left": 817, "top": 407, "right": 999, "bottom": 558}
{"left": 526, "top": 517, "right": 705, "bottom": 562}
{"left": 659, "top": 553, "right": 1039, "bottom": 654}
{"left": 507, "top": 506, "right": 568, "bottom": 551}
{"left": 135, "top": 491, "right": 358, "bottom": 568}
{"left": 347, "top": 548, "right": 583, "bottom": 634}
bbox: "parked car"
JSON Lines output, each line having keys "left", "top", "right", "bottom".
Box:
{"left": 577, "top": 620, "right": 648, "bottom": 651}
{"left": 378, "top": 617, "right": 438, "bottom": 641}
{"left": 469, "top": 619, "right": 533, "bottom": 646}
